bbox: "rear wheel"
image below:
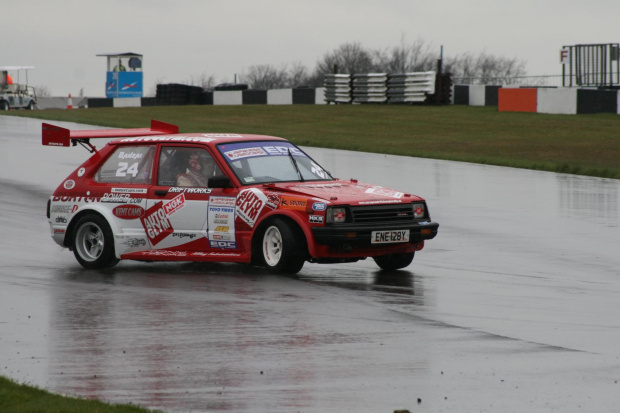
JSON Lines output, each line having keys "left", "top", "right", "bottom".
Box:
{"left": 0, "top": 101, "right": 8, "bottom": 111}
{"left": 373, "top": 252, "right": 415, "bottom": 271}
{"left": 260, "top": 218, "right": 306, "bottom": 274}
{"left": 26, "top": 101, "right": 34, "bottom": 110}
{"left": 72, "top": 214, "right": 119, "bottom": 269}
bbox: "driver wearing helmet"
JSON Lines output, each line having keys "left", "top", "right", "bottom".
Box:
{"left": 176, "top": 150, "right": 222, "bottom": 187}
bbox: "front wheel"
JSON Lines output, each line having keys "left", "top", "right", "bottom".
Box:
{"left": 0, "top": 100, "right": 8, "bottom": 111}
{"left": 373, "top": 252, "right": 415, "bottom": 271}
{"left": 260, "top": 218, "right": 306, "bottom": 274}
{"left": 26, "top": 101, "right": 34, "bottom": 110}
{"left": 72, "top": 214, "right": 119, "bottom": 269}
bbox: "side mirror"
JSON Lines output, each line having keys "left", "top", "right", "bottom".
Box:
{"left": 208, "top": 176, "right": 233, "bottom": 188}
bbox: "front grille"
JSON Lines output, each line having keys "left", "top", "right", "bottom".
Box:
{"left": 350, "top": 204, "right": 416, "bottom": 224}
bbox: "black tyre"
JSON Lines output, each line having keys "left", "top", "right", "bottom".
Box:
{"left": 260, "top": 218, "right": 306, "bottom": 274}
{"left": 373, "top": 252, "right": 415, "bottom": 271}
{"left": 0, "top": 100, "right": 8, "bottom": 111}
{"left": 26, "top": 101, "right": 34, "bottom": 110}
{"left": 72, "top": 214, "right": 119, "bottom": 269}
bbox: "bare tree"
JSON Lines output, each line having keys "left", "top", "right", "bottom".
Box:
{"left": 446, "top": 51, "right": 526, "bottom": 84}
{"left": 242, "top": 64, "right": 289, "bottom": 89}
{"left": 373, "top": 37, "right": 437, "bottom": 73}
{"left": 34, "top": 85, "right": 51, "bottom": 97}
{"left": 187, "top": 72, "right": 218, "bottom": 89}
{"left": 287, "top": 61, "right": 310, "bottom": 87}
{"left": 315, "top": 42, "right": 375, "bottom": 75}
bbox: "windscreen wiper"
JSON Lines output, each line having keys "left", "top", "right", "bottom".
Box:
{"left": 288, "top": 148, "right": 304, "bottom": 182}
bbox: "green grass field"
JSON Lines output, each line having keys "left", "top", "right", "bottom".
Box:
{"left": 4, "top": 104, "right": 620, "bottom": 179}
{"left": 1, "top": 103, "right": 619, "bottom": 410}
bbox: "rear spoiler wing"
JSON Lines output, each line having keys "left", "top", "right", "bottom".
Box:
{"left": 42, "top": 120, "right": 179, "bottom": 152}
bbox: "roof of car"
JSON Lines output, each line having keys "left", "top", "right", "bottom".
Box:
{"left": 109, "top": 133, "right": 288, "bottom": 146}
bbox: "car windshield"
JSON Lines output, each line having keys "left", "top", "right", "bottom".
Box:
{"left": 217, "top": 141, "right": 333, "bottom": 185}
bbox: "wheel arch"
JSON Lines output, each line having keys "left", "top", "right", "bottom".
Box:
{"left": 64, "top": 206, "right": 120, "bottom": 252}
{"left": 251, "top": 211, "right": 311, "bottom": 264}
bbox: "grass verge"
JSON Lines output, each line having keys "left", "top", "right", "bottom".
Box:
{"left": 3, "top": 104, "right": 620, "bottom": 179}
{"left": 0, "top": 376, "right": 160, "bottom": 413}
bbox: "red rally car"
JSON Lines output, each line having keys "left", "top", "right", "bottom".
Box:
{"left": 43, "top": 120, "right": 439, "bottom": 274}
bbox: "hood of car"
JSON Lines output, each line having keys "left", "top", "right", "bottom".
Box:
{"left": 260, "top": 179, "right": 423, "bottom": 205}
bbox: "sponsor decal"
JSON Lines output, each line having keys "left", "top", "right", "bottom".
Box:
{"left": 309, "top": 215, "right": 324, "bottom": 224}
{"left": 224, "top": 147, "right": 268, "bottom": 161}
{"left": 77, "top": 167, "right": 86, "bottom": 177}
{"left": 209, "top": 196, "right": 236, "bottom": 207}
{"left": 54, "top": 228, "right": 66, "bottom": 234}
{"left": 63, "top": 180, "right": 75, "bottom": 190}
{"left": 202, "top": 133, "right": 242, "bottom": 138}
{"left": 208, "top": 196, "right": 236, "bottom": 246}
{"left": 52, "top": 194, "right": 142, "bottom": 204}
{"left": 163, "top": 193, "right": 185, "bottom": 216}
{"left": 220, "top": 142, "right": 307, "bottom": 163}
{"left": 120, "top": 136, "right": 217, "bottom": 143}
{"left": 169, "top": 187, "right": 213, "bottom": 194}
{"left": 358, "top": 199, "right": 403, "bottom": 205}
{"left": 262, "top": 145, "right": 303, "bottom": 156}
{"left": 122, "top": 238, "right": 147, "bottom": 248}
{"left": 312, "top": 202, "right": 327, "bottom": 211}
{"left": 236, "top": 188, "right": 267, "bottom": 228}
{"left": 112, "top": 187, "right": 148, "bottom": 194}
{"left": 51, "top": 204, "right": 77, "bottom": 213}
{"left": 266, "top": 193, "right": 280, "bottom": 209}
{"left": 209, "top": 240, "right": 237, "bottom": 249}
{"left": 280, "top": 196, "right": 307, "bottom": 211}
{"left": 117, "top": 151, "right": 143, "bottom": 160}
{"left": 364, "top": 186, "right": 404, "bottom": 199}
{"left": 55, "top": 216, "right": 68, "bottom": 224}
{"left": 172, "top": 233, "right": 197, "bottom": 239}
{"left": 296, "top": 183, "right": 348, "bottom": 189}
{"left": 140, "top": 202, "right": 173, "bottom": 245}
{"left": 113, "top": 204, "right": 145, "bottom": 220}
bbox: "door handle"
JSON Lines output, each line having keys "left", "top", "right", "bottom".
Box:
{"left": 154, "top": 189, "right": 168, "bottom": 196}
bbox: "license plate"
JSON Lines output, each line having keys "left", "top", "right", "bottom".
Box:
{"left": 371, "top": 230, "right": 410, "bottom": 244}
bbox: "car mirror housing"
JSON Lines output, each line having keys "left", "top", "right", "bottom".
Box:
{"left": 208, "top": 176, "right": 232, "bottom": 188}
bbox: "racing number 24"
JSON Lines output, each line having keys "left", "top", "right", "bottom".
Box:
{"left": 116, "top": 162, "right": 139, "bottom": 177}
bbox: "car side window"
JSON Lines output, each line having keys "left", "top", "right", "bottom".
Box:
{"left": 157, "top": 146, "right": 223, "bottom": 187}
{"left": 95, "top": 146, "right": 155, "bottom": 184}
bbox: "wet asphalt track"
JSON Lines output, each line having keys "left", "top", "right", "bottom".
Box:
{"left": 1, "top": 115, "right": 620, "bottom": 412}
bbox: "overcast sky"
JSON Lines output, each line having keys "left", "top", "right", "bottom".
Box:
{"left": 4, "top": 0, "right": 619, "bottom": 97}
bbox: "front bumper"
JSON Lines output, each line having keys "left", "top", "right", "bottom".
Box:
{"left": 312, "top": 221, "right": 439, "bottom": 248}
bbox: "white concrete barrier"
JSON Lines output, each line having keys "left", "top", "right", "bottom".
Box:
{"left": 214, "top": 91, "right": 243, "bottom": 105}
{"left": 468, "top": 85, "right": 486, "bottom": 106}
{"left": 267, "top": 89, "right": 293, "bottom": 105}
{"left": 113, "top": 97, "right": 141, "bottom": 108}
{"left": 537, "top": 88, "right": 577, "bottom": 115}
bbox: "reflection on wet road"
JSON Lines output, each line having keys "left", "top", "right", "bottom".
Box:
{"left": 1, "top": 116, "right": 620, "bottom": 412}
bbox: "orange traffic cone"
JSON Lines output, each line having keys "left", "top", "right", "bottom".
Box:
{"left": 67, "top": 94, "right": 73, "bottom": 109}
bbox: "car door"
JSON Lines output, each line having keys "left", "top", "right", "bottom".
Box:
{"left": 143, "top": 145, "right": 239, "bottom": 251}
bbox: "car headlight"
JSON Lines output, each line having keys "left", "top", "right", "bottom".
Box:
{"left": 412, "top": 202, "right": 425, "bottom": 219}
{"left": 326, "top": 206, "right": 347, "bottom": 224}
